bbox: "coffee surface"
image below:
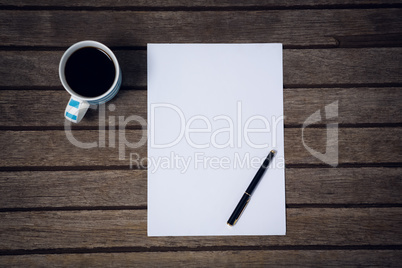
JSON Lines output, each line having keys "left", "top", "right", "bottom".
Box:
{"left": 65, "top": 47, "right": 116, "bottom": 97}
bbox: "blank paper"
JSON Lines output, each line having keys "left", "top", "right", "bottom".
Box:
{"left": 147, "top": 44, "right": 285, "bottom": 236}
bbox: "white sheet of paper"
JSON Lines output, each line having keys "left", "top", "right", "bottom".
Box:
{"left": 147, "top": 44, "right": 285, "bottom": 236}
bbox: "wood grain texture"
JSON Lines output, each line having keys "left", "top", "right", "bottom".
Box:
{"left": 1, "top": 88, "right": 401, "bottom": 127}
{"left": 1, "top": 250, "right": 401, "bottom": 267}
{"left": 286, "top": 167, "right": 402, "bottom": 204}
{"left": 0, "top": 128, "right": 401, "bottom": 168}
{"left": 1, "top": 48, "right": 402, "bottom": 88}
{"left": 0, "top": 168, "right": 400, "bottom": 209}
{"left": 0, "top": 130, "right": 147, "bottom": 168}
{"left": 0, "top": 50, "right": 146, "bottom": 88}
{"left": 0, "top": 171, "right": 147, "bottom": 209}
{"left": 0, "top": 90, "right": 148, "bottom": 128}
{"left": 1, "top": 9, "right": 402, "bottom": 47}
{"left": 0, "top": 1, "right": 401, "bottom": 266}
{"left": 1, "top": 0, "right": 401, "bottom": 8}
{"left": 0, "top": 208, "right": 401, "bottom": 250}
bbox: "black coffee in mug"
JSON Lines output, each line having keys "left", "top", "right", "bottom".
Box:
{"left": 65, "top": 47, "right": 116, "bottom": 98}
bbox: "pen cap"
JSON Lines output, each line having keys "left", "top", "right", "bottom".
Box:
{"left": 227, "top": 193, "right": 250, "bottom": 226}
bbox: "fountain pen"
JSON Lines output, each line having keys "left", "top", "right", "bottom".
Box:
{"left": 227, "top": 150, "right": 276, "bottom": 226}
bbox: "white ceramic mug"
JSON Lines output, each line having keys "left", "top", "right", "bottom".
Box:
{"left": 59, "top": 40, "right": 122, "bottom": 123}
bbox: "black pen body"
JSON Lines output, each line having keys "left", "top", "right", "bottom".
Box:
{"left": 227, "top": 193, "right": 251, "bottom": 226}
{"left": 246, "top": 150, "right": 275, "bottom": 195}
{"left": 227, "top": 150, "right": 276, "bottom": 226}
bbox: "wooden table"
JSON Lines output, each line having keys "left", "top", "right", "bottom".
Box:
{"left": 1, "top": 1, "right": 401, "bottom": 266}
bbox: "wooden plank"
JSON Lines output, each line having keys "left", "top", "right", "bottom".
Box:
{"left": 0, "top": 50, "right": 146, "bottom": 88}
{"left": 297, "top": 127, "right": 402, "bottom": 164}
{"left": 0, "top": 90, "right": 148, "bottom": 128}
{"left": 0, "top": 130, "right": 148, "bottom": 168}
{"left": 1, "top": 0, "right": 401, "bottom": 8}
{"left": 0, "top": 168, "right": 400, "bottom": 209}
{"left": 1, "top": 88, "right": 401, "bottom": 127}
{"left": 1, "top": 250, "right": 401, "bottom": 267}
{"left": 0, "top": 128, "right": 400, "bottom": 168}
{"left": 1, "top": 9, "right": 401, "bottom": 47}
{"left": 283, "top": 48, "right": 402, "bottom": 86}
{"left": 0, "top": 208, "right": 401, "bottom": 250}
{"left": 284, "top": 87, "right": 402, "bottom": 125}
{"left": 1, "top": 48, "right": 402, "bottom": 88}
{"left": 0, "top": 171, "right": 147, "bottom": 209}
{"left": 286, "top": 167, "right": 402, "bottom": 204}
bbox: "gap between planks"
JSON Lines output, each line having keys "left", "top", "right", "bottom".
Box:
{"left": 1, "top": 3, "right": 402, "bottom": 11}
{"left": 0, "top": 163, "right": 401, "bottom": 172}
{"left": 0, "top": 245, "right": 402, "bottom": 256}
{"left": 0, "top": 204, "right": 401, "bottom": 213}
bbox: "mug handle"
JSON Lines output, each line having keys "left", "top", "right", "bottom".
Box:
{"left": 65, "top": 97, "right": 90, "bottom": 123}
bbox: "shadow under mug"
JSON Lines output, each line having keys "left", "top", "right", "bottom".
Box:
{"left": 59, "top": 40, "right": 122, "bottom": 123}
